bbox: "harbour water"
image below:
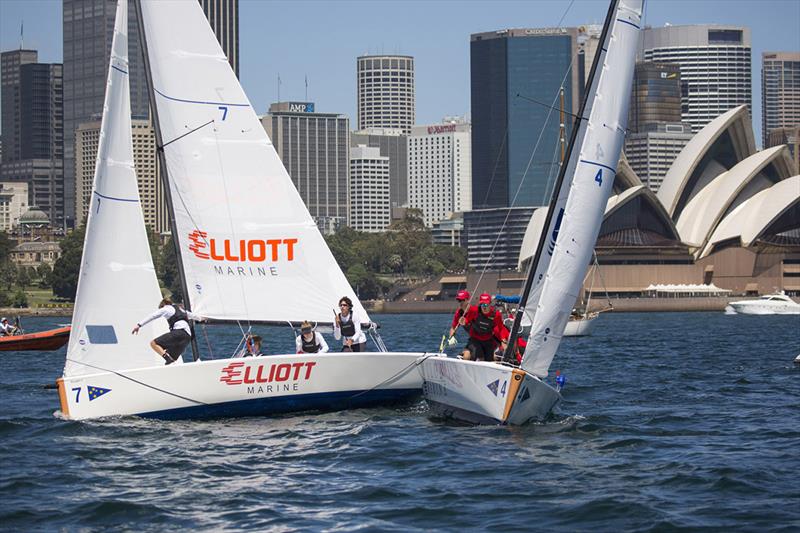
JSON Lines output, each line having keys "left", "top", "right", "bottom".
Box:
{"left": 2, "top": 312, "right": 799, "bottom": 530}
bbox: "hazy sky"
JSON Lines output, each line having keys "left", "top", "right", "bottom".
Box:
{"left": 1, "top": 0, "right": 799, "bottom": 145}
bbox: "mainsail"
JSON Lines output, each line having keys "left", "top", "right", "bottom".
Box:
{"left": 65, "top": 0, "right": 167, "bottom": 377}
{"left": 137, "top": 0, "right": 367, "bottom": 325}
{"left": 518, "top": 0, "right": 643, "bottom": 377}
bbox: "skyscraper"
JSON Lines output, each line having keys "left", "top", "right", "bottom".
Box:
{"left": 762, "top": 52, "right": 800, "bottom": 148}
{"left": 349, "top": 145, "right": 390, "bottom": 233}
{"left": 640, "top": 25, "right": 752, "bottom": 134}
{"left": 62, "top": 0, "right": 239, "bottom": 228}
{"left": 357, "top": 55, "right": 415, "bottom": 134}
{"left": 350, "top": 127, "right": 408, "bottom": 212}
{"left": 0, "top": 50, "right": 64, "bottom": 225}
{"left": 470, "top": 28, "right": 580, "bottom": 209}
{"left": 261, "top": 102, "right": 350, "bottom": 234}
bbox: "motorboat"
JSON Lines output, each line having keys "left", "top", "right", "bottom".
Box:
{"left": 727, "top": 292, "right": 800, "bottom": 315}
{"left": 0, "top": 326, "right": 71, "bottom": 351}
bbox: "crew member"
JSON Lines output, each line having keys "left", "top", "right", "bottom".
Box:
{"left": 458, "top": 293, "right": 503, "bottom": 361}
{"left": 132, "top": 298, "right": 204, "bottom": 365}
{"left": 240, "top": 334, "right": 263, "bottom": 357}
{"left": 0, "top": 317, "right": 18, "bottom": 336}
{"left": 333, "top": 296, "right": 367, "bottom": 352}
{"left": 296, "top": 321, "right": 329, "bottom": 354}
{"left": 448, "top": 290, "right": 471, "bottom": 339}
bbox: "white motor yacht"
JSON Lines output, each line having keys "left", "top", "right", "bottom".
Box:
{"left": 727, "top": 292, "right": 800, "bottom": 315}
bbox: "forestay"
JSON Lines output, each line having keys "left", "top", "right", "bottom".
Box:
{"left": 138, "top": 0, "right": 366, "bottom": 325}
{"left": 520, "top": 0, "right": 642, "bottom": 377}
{"left": 65, "top": 0, "right": 167, "bottom": 377}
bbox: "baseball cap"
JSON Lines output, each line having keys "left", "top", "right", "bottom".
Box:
{"left": 479, "top": 293, "right": 491, "bottom": 305}
{"left": 456, "top": 290, "right": 470, "bottom": 301}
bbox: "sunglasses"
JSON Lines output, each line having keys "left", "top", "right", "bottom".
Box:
{"left": 339, "top": 303, "right": 350, "bottom": 308}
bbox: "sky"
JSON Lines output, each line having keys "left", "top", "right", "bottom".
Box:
{"left": 1, "top": 0, "right": 799, "bottom": 145}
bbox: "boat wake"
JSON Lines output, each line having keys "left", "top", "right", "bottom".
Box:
{"left": 724, "top": 305, "right": 737, "bottom": 315}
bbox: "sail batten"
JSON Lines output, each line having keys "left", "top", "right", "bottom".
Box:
{"left": 518, "top": 0, "right": 643, "bottom": 377}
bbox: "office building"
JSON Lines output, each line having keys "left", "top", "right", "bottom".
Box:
{"left": 762, "top": 52, "right": 800, "bottom": 148}
{"left": 350, "top": 128, "right": 408, "bottom": 212}
{"left": 62, "top": 0, "right": 239, "bottom": 227}
{"left": 463, "top": 207, "right": 536, "bottom": 270}
{"left": 0, "top": 182, "right": 28, "bottom": 231}
{"left": 408, "top": 118, "right": 472, "bottom": 227}
{"left": 261, "top": 102, "right": 349, "bottom": 233}
{"left": 357, "top": 55, "right": 415, "bottom": 134}
{"left": 625, "top": 123, "right": 693, "bottom": 193}
{"left": 640, "top": 25, "right": 752, "bottom": 134}
{"left": 349, "top": 145, "right": 390, "bottom": 233}
{"left": 767, "top": 126, "right": 799, "bottom": 173}
{"left": 74, "top": 119, "right": 166, "bottom": 233}
{"left": 471, "top": 28, "right": 580, "bottom": 209}
{"left": 0, "top": 50, "right": 64, "bottom": 226}
{"left": 629, "top": 61, "right": 682, "bottom": 133}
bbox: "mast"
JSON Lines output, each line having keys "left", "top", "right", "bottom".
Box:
{"left": 504, "top": 0, "right": 620, "bottom": 362}
{"left": 133, "top": 0, "right": 200, "bottom": 360}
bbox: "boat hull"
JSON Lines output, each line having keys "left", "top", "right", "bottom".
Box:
{"left": 420, "top": 356, "right": 561, "bottom": 425}
{"left": 728, "top": 302, "right": 800, "bottom": 315}
{"left": 0, "top": 326, "right": 71, "bottom": 352}
{"left": 57, "top": 351, "right": 429, "bottom": 420}
{"left": 563, "top": 315, "right": 596, "bottom": 336}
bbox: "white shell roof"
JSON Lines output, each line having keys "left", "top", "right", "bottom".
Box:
{"left": 657, "top": 105, "right": 755, "bottom": 218}
{"left": 676, "top": 145, "right": 794, "bottom": 252}
{"left": 701, "top": 175, "right": 800, "bottom": 257}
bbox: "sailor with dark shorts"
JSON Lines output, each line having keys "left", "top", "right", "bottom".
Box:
{"left": 295, "top": 321, "right": 329, "bottom": 354}
{"left": 333, "top": 296, "right": 367, "bottom": 352}
{"left": 132, "top": 298, "right": 204, "bottom": 365}
{"left": 458, "top": 293, "right": 503, "bottom": 361}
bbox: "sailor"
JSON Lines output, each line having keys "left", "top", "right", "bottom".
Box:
{"left": 132, "top": 298, "right": 205, "bottom": 365}
{"left": 240, "top": 334, "right": 263, "bottom": 357}
{"left": 295, "top": 321, "right": 329, "bottom": 354}
{"left": 0, "top": 317, "right": 18, "bottom": 336}
{"left": 333, "top": 296, "right": 367, "bottom": 352}
{"left": 458, "top": 293, "right": 503, "bottom": 361}
{"left": 447, "top": 290, "right": 471, "bottom": 339}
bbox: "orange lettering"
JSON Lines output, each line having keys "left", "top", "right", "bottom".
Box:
{"left": 210, "top": 239, "right": 225, "bottom": 261}
{"left": 283, "top": 238, "right": 298, "bottom": 261}
{"left": 248, "top": 240, "right": 266, "bottom": 261}
{"left": 266, "top": 239, "right": 281, "bottom": 261}
{"left": 224, "top": 240, "right": 239, "bottom": 261}
{"left": 304, "top": 361, "right": 316, "bottom": 379}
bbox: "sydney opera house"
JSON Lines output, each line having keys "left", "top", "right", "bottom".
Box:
{"left": 519, "top": 106, "right": 800, "bottom": 296}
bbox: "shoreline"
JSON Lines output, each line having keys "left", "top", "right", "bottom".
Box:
{"left": 5, "top": 295, "right": 793, "bottom": 318}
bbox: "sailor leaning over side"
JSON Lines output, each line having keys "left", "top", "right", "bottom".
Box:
{"left": 132, "top": 297, "right": 205, "bottom": 365}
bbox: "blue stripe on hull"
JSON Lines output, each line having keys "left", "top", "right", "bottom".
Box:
{"left": 140, "top": 388, "right": 421, "bottom": 420}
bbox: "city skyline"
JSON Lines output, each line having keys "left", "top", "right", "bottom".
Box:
{"left": 0, "top": 0, "right": 798, "bottom": 147}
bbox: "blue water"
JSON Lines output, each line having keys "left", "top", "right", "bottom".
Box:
{"left": 2, "top": 312, "right": 799, "bottom": 531}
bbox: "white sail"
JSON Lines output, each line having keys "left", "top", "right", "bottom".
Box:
{"left": 137, "top": 0, "right": 367, "bottom": 325}
{"left": 65, "top": 0, "right": 167, "bottom": 377}
{"left": 521, "top": 0, "right": 642, "bottom": 377}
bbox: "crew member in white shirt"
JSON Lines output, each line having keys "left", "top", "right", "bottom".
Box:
{"left": 131, "top": 298, "right": 204, "bottom": 365}
{"left": 295, "top": 321, "right": 329, "bottom": 354}
{"left": 333, "top": 296, "right": 367, "bottom": 352}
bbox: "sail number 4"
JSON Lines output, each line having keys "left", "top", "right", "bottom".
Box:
{"left": 594, "top": 168, "right": 603, "bottom": 187}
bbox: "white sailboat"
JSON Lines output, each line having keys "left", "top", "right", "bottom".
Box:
{"left": 421, "top": 0, "right": 642, "bottom": 424}
{"left": 57, "top": 0, "right": 430, "bottom": 421}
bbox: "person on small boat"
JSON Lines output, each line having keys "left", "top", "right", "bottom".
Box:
{"left": 0, "top": 317, "right": 18, "bottom": 336}
{"left": 296, "top": 321, "right": 329, "bottom": 354}
{"left": 334, "top": 296, "right": 367, "bottom": 352}
{"left": 132, "top": 298, "right": 204, "bottom": 365}
{"left": 240, "top": 334, "right": 262, "bottom": 357}
{"left": 447, "top": 290, "right": 471, "bottom": 339}
{"left": 458, "top": 293, "right": 503, "bottom": 361}
{"left": 493, "top": 323, "right": 524, "bottom": 364}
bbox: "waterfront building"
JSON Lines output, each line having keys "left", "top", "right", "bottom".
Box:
{"left": 62, "top": 0, "right": 239, "bottom": 228}
{"left": 640, "top": 25, "right": 752, "bottom": 134}
{"left": 350, "top": 127, "right": 408, "bottom": 213}
{"left": 624, "top": 123, "right": 693, "bottom": 193}
{"left": 408, "top": 118, "right": 472, "bottom": 227}
{"left": 357, "top": 55, "right": 415, "bottom": 134}
{"left": 470, "top": 27, "right": 580, "bottom": 209}
{"left": 431, "top": 213, "right": 464, "bottom": 247}
{"left": 762, "top": 52, "right": 800, "bottom": 148}
{"left": 464, "top": 207, "right": 535, "bottom": 270}
{"left": 0, "top": 49, "right": 64, "bottom": 226}
{"left": 0, "top": 182, "right": 28, "bottom": 231}
{"left": 74, "top": 119, "right": 166, "bottom": 233}
{"left": 349, "top": 145, "right": 390, "bottom": 233}
{"left": 261, "top": 102, "right": 349, "bottom": 233}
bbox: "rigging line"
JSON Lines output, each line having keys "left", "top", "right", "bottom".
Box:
{"left": 555, "top": 0, "right": 577, "bottom": 28}
{"left": 593, "top": 252, "right": 614, "bottom": 310}
{"left": 159, "top": 119, "right": 214, "bottom": 150}
{"left": 515, "top": 93, "right": 586, "bottom": 123}
{"left": 347, "top": 354, "right": 434, "bottom": 400}
{"left": 64, "top": 358, "right": 209, "bottom": 405}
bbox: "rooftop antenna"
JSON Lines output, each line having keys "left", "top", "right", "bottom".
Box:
{"left": 20, "top": 20, "right": 24, "bottom": 49}
{"left": 277, "top": 73, "right": 281, "bottom": 103}
{"left": 305, "top": 74, "right": 308, "bottom": 101}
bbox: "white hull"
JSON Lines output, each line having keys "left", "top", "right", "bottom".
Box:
{"left": 420, "top": 356, "right": 561, "bottom": 425}
{"left": 728, "top": 302, "right": 800, "bottom": 315}
{"left": 58, "top": 352, "right": 428, "bottom": 420}
{"left": 563, "top": 315, "right": 597, "bottom": 336}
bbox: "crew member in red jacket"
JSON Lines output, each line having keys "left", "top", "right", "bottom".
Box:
{"left": 448, "top": 290, "right": 471, "bottom": 339}
{"left": 458, "top": 293, "right": 503, "bottom": 361}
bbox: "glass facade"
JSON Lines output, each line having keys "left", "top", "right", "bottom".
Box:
{"left": 471, "top": 31, "right": 575, "bottom": 210}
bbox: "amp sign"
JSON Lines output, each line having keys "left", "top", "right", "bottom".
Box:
{"left": 288, "top": 102, "right": 314, "bottom": 113}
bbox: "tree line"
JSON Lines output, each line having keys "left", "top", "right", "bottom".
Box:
{"left": 1, "top": 210, "right": 466, "bottom": 306}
